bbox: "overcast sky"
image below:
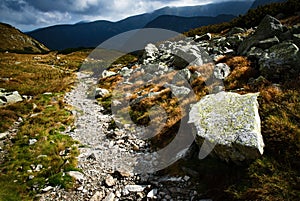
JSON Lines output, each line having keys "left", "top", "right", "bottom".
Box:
{"left": 0, "top": 0, "right": 250, "bottom": 31}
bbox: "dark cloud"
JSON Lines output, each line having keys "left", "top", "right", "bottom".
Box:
{"left": 0, "top": 0, "right": 251, "bottom": 31}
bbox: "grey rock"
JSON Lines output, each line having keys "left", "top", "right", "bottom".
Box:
{"left": 293, "top": 34, "right": 300, "bottom": 47}
{"left": 259, "top": 42, "right": 300, "bottom": 81}
{"left": 227, "top": 27, "right": 245, "bottom": 36}
{"left": 0, "top": 131, "right": 9, "bottom": 140}
{"left": 214, "top": 63, "right": 230, "bottom": 79}
{"left": 164, "top": 83, "right": 191, "bottom": 98}
{"left": 103, "top": 192, "right": 115, "bottom": 201}
{"left": 42, "top": 186, "right": 53, "bottom": 192}
{"left": 194, "top": 33, "right": 211, "bottom": 42}
{"left": 119, "top": 67, "right": 133, "bottom": 77}
{"left": 225, "top": 35, "right": 243, "bottom": 48}
{"left": 67, "top": 171, "right": 85, "bottom": 183}
{"left": 124, "top": 185, "right": 146, "bottom": 192}
{"left": 256, "top": 36, "right": 280, "bottom": 49}
{"left": 29, "top": 139, "right": 37, "bottom": 145}
{"left": 105, "top": 175, "right": 115, "bottom": 187}
{"left": 102, "top": 70, "right": 117, "bottom": 78}
{"left": 90, "top": 191, "right": 104, "bottom": 201}
{"left": 143, "top": 43, "right": 159, "bottom": 64}
{"left": 238, "top": 15, "right": 284, "bottom": 55}
{"left": 189, "top": 92, "right": 264, "bottom": 163}
{"left": 94, "top": 88, "right": 109, "bottom": 98}
{"left": 147, "top": 189, "right": 157, "bottom": 198}
{"left": 247, "top": 47, "right": 267, "bottom": 59}
{"left": 292, "top": 24, "right": 300, "bottom": 34}
{"left": 0, "top": 91, "right": 23, "bottom": 105}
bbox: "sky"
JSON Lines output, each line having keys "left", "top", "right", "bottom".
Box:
{"left": 0, "top": 0, "right": 250, "bottom": 31}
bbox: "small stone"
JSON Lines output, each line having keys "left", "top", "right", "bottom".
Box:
{"left": 87, "top": 153, "right": 97, "bottom": 160}
{"left": 124, "top": 184, "right": 146, "bottom": 192}
{"left": 0, "top": 131, "right": 9, "bottom": 140}
{"left": 28, "top": 175, "right": 34, "bottom": 180}
{"left": 77, "top": 186, "right": 84, "bottom": 191}
{"left": 147, "top": 189, "right": 158, "bottom": 198}
{"left": 29, "top": 139, "right": 37, "bottom": 145}
{"left": 67, "top": 171, "right": 85, "bottom": 183}
{"left": 42, "top": 186, "right": 53, "bottom": 192}
{"left": 116, "top": 168, "right": 132, "bottom": 177}
{"left": 90, "top": 191, "right": 104, "bottom": 201}
{"left": 105, "top": 175, "right": 115, "bottom": 187}
{"left": 35, "top": 164, "right": 43, "bottom": 172}
{"left": 103, "top": 192, "right": 115, "bottom": 201}
{"left": 183, "top": 175, "right": 190, "bottom": 181}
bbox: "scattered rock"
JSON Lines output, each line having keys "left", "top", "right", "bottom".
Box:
{"left": 194, "top": 33, "right": 212, "bottom": 42}
{"left": 238, "top": 15, "right": 284, "bottom": 55}
{"left": 214, "top": 63, "right": 230, "bottom": 79}
{"left": 42, "top": 186, "right": 53, "bottom": 192}
{"left": 256, "top": 36, "right": 280, "bottom": 49}
{"left": 29, "top": 139, "right": 37, "bottom": 145}
{"left": 0, "top": 90, "right": 23, "bottom": 106}
{"left": 227, "top": 27, "right": 245, "bottom": 36}
{"left": 90, "top": 191, "right": 104, "bottom": 201}
{"left": 94, "top": 88, "right": 110, "bottom": 98}
{"left": 124, "top": 185, "right": 146, "bottom": 192}
{"left": 103, "top": 192, "right": 115, "bottom": 201}
{"left": 105, "top": 175, "right": 115, "bottom": 187}
{"left": 147, "top": 189, "right": 158, "bottom": 198}
{"left": 0, "top": 131, "right": 9, "bottom": 140}
{"left": 102, "top": 70, "right": 117, "bottom": 78}
{"left": 67, "top": 171, "right": 85, "bottom": 183}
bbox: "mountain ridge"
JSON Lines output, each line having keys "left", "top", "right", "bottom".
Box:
{"left": 27, "top": 1, "right": 253, "bottom": 50}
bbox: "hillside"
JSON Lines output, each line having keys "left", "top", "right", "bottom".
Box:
{"left": 251, "top": 0, "right": 287, "bottom": 8}
{"left": 27, "top": 1, "right": 253, "bottom": 50}
{"left": 145, "top": 14, "right": 235, "bottom": 33}
{"left": 0, "top": 23, "right": 49, "bottom": 53}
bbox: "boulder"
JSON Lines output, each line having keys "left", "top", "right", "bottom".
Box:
{"left": 189, "top": 92, "right": 264, "bottom": 164}
{"left": 259, "top": 42, "right": 300, "bottom": 81}
{"left": 0, "top": 91, "right": 23, "bottom": 106}
{"left": 238, "top": 15, "right": 284, "bottom": 55}
{"left": 214, "top": 63, "right": 230, "bottom": 79}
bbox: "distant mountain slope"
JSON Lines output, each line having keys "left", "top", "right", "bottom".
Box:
{"left": 250, "top": 0, "right": 287, "bottom": 9}
{"left": 145, "top": 14, "right": 236, "bottom": 33}
{"left": 0, "top": 23, "right": 49, "bottom": 53}
{"left": 27, "top": 1, "right": 253, "bottom": 50}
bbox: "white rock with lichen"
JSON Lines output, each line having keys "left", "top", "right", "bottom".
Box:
{"left": 189, "top": 91, "right": 264, "bottom": 163}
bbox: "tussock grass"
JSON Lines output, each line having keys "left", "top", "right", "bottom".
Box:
{"left": 0, "top": 51, "right": 88, "bottom": 200}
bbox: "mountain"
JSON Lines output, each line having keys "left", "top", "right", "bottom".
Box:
{"left": 0, "top": 23, "right": 49, "bottom": 53}
{"left": 145, "top": 14, "right": 236, "bottom": 33}
{"left": 250, "top": 0, "right": 287, "bottom": 9}
{"left": 27, "top": 1, "right": 253, "bottom": 50}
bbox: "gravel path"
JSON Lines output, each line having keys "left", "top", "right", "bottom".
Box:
{"left": 39, "top": 72, "right": 200, "bottom": 201}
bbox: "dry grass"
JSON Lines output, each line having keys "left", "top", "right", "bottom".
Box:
{"left": 0, "top": 51, "right": 88, "bottom": 200}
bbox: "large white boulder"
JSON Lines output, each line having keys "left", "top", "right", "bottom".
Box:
{"left": 189, "top": 91, "right": 264, "bottom": 163}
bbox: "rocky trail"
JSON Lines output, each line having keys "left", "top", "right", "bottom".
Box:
{"left": 39, "top": 72, "right": 200, "bottom": 201}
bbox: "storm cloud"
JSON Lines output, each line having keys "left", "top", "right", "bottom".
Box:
{"left": 0, "top": 0, "right": 249, "bottom": 31}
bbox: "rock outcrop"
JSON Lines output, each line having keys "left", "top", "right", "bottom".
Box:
{"left": 189, "top": 92, "right": 264, "bottom": 163}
